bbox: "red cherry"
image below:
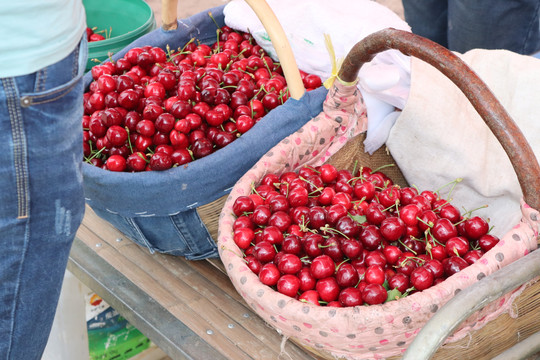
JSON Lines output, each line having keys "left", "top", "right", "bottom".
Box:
{"left": 432, "top": 218, "right": 458, "bottom": 243}
{"left": 335, "top": 263, "right": 359, "bottom": 288}
{"left": 144, "top": 81, "right": 166, "bottom": 99}
{"left": 362, "top": 283, "right": 387, "bottom": 305}
{"left": 423, "top": 259, "right": 444, "bottom": 279}
{"left": 445, "top": 236, "right": 470, "bottom": 257}
{"left": 388, "top": 273, "right": 410, "bottom": 293}
{"left": 400, "top": 204, "right": 422, "bottom": 227}
{"left": 478, "top": 234, "right": 500, "bottom": 252}
{"left": 251, "top": 205, "right": 272, "bottom": 226}
{"left": 126, "top": 152, "right": 147, "bottom": 172}
{"left": 382, "top": 245, "right": 403, "bottom": 266}
{"left": 364, "top": 250, "right": 387, "bottom": 268}
{"left": 338, "top": 287, "right": 363, "bottom": 307}
{"left": 236, "top": 114, "right": 255, "bottom": 134}
{"left": 191, "top": 138, "right": 214, "bottom": 159}
{"left": 233, "top": 215, "right": 254, "bottom": 231}
{"left": 353, "top": 180, "right": 376, "bottom": 202}
{"left": 418, "top": 210, "right": 438, "bottom": 232}
{"left": 136, "top": 119, "right": 155, "bottom": 137}
{"left": 310, "top": 255, "right": 336, "bottom": 279}
{"left": 340, "top": 238, "right": 363, "bottom": 260}
{"left": 155, "top": 113, "right": 175, "bottom": 133}
{"left": 105, "top": 125, "right": 128, "bottom": 147}
{"left": 233, "top": 227, "right": 255, "bottom": 249}
{"left": 298, "top": 267, "right": 317, "bottom": 292}
{"left": 253, "top": 241, "right": 277, "bottom": 263}
{"left": 105, "top": 154, "right": 126, "bottom": 172}
{"left": 378, "top": 185, "right": 401, "bottom": 208}
{"left": 278, "top": 253, "right": 303, "bottom": 275}
{"left": 299, "top": 289, "right": 320, "bottom": 306}
{"left": 464, "top": 216, "right": 490, "bottom": 240}
{"left": 438, "top": 204, "right": 461, "bottom": 223}
{"left": 442, "top": 256, "right": 469, "bottom": 277}
{"left": 245, "top": 255, "right": 262, "bottom": 275}
{"left": 97, "top": 74, "right": 117, "bottom": 94}
{"left": 360, "top": 225, "right": 383, "bottom": 251}
{"left": 261, "top": 225, "right": 284, "bottom": 246}
{"left": 365, "top": 265, "right": 386, "bottom": 285}
{"left": 410, "top": 266, "right": 434, "bottom": 291}
{"left": 277, "top": 275, "right": 301, "bottom": 298}
{"left": 262, "top": 92, "right": 281, "bottom": 110}
{"left": 303, "top": 74, "right": 322, "bottom": 89}
{"left": 315, "top": 277, "right": 340, "bottom": 303}
{"left": 149, "top": 152, "right": 172, "bottom": 171}
{"left": 365, "top": 202, "right": 387, "bottom": 226}
{"left": 259, "top": 263, "right": 280, "bottom": 286}
{"left": 379, "top": 216, "right": 406, "bottom": 242}
{"left": 396, "top": 253, "right": 418, "bottom": 276}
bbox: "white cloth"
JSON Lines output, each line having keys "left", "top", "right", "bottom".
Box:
{"left": 387, "top": 49, "right": 540, "bottom": 237}
{"left": 223, "top": 0, "right": 412, "bottom": 153}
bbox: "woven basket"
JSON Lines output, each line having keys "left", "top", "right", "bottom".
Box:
{"left": 217, "top": 28, "right": 540, "bottom": 359}
{"left": 82, "top": 0, "right": 331, "bottom": 258}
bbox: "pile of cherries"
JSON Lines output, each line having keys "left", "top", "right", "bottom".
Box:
{"left": 231, "top": 164, "right": 499, "bottom": 307}
{"left": 82, "top": 26, "right": 322, "bottom": 172}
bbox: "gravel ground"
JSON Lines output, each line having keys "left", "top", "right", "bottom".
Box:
{"left": 145, "top": 0, "right": 404, "bottom": 27}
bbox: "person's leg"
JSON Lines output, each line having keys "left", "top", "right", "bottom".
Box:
{"left": 0, "top": 36, "right": 87, "bottom": 360}
{"left": 402, "top": 0, "right": 450, "bottom": 48}
{"left": 449, "top": 0, "right": 540, "bottom": 54}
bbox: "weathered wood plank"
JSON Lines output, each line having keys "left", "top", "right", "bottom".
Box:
{"left": 70, "top": 207, "right": 317, "bottom": 360}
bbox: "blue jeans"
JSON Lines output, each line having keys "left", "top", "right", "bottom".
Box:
{"left": 402, "top": 0, "right": 540, "bottom": 55}
{"left": 0, "top": 36, "right": 87, "bottom": 360}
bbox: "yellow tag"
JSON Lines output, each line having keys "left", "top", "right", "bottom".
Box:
{"left": 323, "top": 34, "right": 340, "bottom": 88}
{"left": 323, "top": 34, "right": 358, "bottom": 88}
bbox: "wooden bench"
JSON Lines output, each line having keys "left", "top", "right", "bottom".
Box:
{"left": 68, "top": 206, "right": 319, "bottom": 360}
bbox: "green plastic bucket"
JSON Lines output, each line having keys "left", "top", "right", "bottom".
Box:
{"left": 84, "top": 0, "right": 156, "bottom": 70}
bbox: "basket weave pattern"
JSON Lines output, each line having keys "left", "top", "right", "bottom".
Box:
{"left": 217, "top": 80, "right": 540, "bottom": 359}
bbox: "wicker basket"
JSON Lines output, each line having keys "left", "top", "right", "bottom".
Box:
{"left": 217, "top": 28, "right": 540, "bottom": 359}
{"left": 82, "top": 0, "right": 329, "bottom": 258}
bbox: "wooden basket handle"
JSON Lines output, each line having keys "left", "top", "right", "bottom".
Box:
{"left": 160, "top": 0, "right": 305, "bottom": 100}
{"left": 161, "top": 0, "right": 178, "bottom": 31}
{"left": 338, "top": 28, "right": 540, "bottom": 211}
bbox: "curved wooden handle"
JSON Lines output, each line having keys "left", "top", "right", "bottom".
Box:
{"left": 161, "top": 0, "right": 178, "bottom": 30}
{"left": 243, "top": 0, "right": 305, "bottom": 100}
{"left": 338, "top": 28, "right": 540, "bottom": 211}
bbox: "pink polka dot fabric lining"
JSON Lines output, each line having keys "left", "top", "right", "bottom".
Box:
{"left": 217, "top": 80, "right": 539, "bottom": 359}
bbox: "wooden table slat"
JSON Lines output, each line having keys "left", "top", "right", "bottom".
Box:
{"left": 69, "top": 207, "right": 318, "bottom": 360}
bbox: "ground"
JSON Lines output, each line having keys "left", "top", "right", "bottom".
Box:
{"left": 144, "top": 0, "right": 404, "bottom": 27}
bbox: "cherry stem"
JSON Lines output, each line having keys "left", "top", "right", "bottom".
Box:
{"left": 84, "top": 146, "right": 106, "bottom": 163}
{"left": 416, "top": 216, "right": 434, "bottom": 228}
{"left": 207, "top": 11, "right": 220, "bottom": 30}
{"left": 299, "top": 176, "right": 324, "bottom": 195}
{"left": 461, "top": 204, "right": 489, "bottom": 218}
{"left": 220, "top": 245, "right": 243, "bottom": 259}
{"left": 425, "top": 229, "right": 445, "bottom": 246}
{"left": 319, "top": 224, "right": 350, "bottom": 239}
{"left": 335, "top": 258, "right": 350, "bottom": 271}
{"left": 398, "top": 239, "right": 417, "bottom": 255}
{"left": 372, "top": 163, "right": 397, "bottom": 174}
{"left": 352, "top": 160, "right": 359, "bottom": 178}
{"left": 435, "top": 177, "right": 463, "bottom": 199}
{"left": 136, "top": 152, "right": 149, "bottom": 164}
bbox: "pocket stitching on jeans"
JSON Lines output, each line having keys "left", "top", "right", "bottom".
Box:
{"left": 21, "top": 75, "right": 82, "bottom": 107}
